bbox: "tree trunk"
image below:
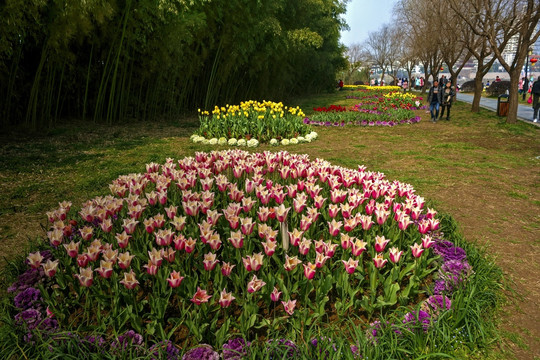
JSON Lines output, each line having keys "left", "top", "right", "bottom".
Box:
{"left": 471, "top": 72, "right": 484, "bottom": 113}
{"left": 505, "top": 69, "right": 521, "bottom": 123}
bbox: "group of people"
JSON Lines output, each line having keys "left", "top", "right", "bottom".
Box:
{"left": 427, "top": 78, "right": 455, "bottom": 122}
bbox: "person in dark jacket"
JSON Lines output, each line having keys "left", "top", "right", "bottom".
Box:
{"left": 427, "top": 80, "right": 442, "bottom": 122}
{"left": 532, "top": 76, "right": 540, "bottom": 122}
{"left": 439, "top": 82, "right": 455, "bottom": 121}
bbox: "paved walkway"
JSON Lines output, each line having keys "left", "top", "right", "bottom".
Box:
{"left": 456, "top": 92, "right": 539, "bottom": 126}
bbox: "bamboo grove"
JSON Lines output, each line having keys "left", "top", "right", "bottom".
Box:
{"left": 0, "top": 0, "right": 349, "bottom": 129}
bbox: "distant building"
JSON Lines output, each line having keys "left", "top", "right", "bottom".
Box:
{"left": 501, "top": 34, "right": 519, "bottom": 65}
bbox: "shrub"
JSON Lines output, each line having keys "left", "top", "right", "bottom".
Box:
{"left": 487, "top": 81, "right": 511, "bottom": 96}
{"left": 459, "top": 80, "right": 477, "bottom": 93}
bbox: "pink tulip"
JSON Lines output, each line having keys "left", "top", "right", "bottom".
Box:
{"left": 303, "top": 262, "right": 317, "bottom": 280}
{"left": 324, "top": 242, "right": 339, "bottom": 257}
{"left": 117, "top": 252, "right": 134, "bottom": 269}
{"left": 102, "top": 248, "right": 118, "bottom": 264}
{"left": 144, "top": 218, "right": 155, "bottom": 234}
{"left": 42, "top": 259, "right": 59, "bottom": 277}
{"left": 184, "top": 201, "right": 200, "bottom": 216}
{"left": 293, "top": 193, "right": 307, "bottom": 213}
{"left": 343, "top": 217, "right": 357, "bottom": 232}
{"left": 240, "top": 217, "right": 255, "bottom": 235}
{"left": 163, "top": 248, "right": 176, "bottom": 263}
{"left": 228, "top": 231, "right": 244, "bottom": 249}
{"left": 426, "top": 207, "right": 437, "bottom": 219}
{"left": 428, "top": 218, "right": 440, "bottom": 231}
{"left": 148, "top": 248, "right": 163, "bottom": 266}
{"left": 365, "top": 200, "right": 375, "bottom": 215}
{"left": 247, "top": 275, "right": 266, "bottom": 293}
{"left": 282, "top": 300, "right": 297, "bottom": 315}
{"left": 374, "top": 236, "right": 390, "bottom": 253}
{"left": 258, "top": 223, "right": 269, "bottom": 239}
{"left": 328, "top": 204, "right": 340, "bottom": 218}
{"left": 219, "top": 288, "right": 235, "bottom": 308}
{"left": 122, "top": 219, "right": 138, "bottom": 235}
{"left": 422, "top": 235, "right": 435, "bottom": 249}
{"left": 115, "top": 231, "right": 131, "bottom": 249}
{"left": 167, "top": 270, "right": 184, "bottom": 288}
{"left": 300, "top": 214, "right": 313, "bottom": 231}
{"left": 262, "top": 239, "right": 277, "bottom": 256}
{"left": 389, "top": 247, "right": 403, "bottom": 263}
{"left": 75, "top": 266, "right": 94, "bottom": 287}
{"left": 340, "top": 203, "right": 353, "bottom": 218}
{"left": 375, "top": 209, "right": 390, "bottom": 225}
{"left": 314, "top": 240, "right": 325, "bottom": 253}
{"left": 203, "top": 252, "right": 219, "bottom": 271}
{"left": 351, "top": 238, "right": 367, "bottom": 256}
{"left": 285, "top": 228, "right": 302, "bottom": 247}
{"left": 80, "top": 226, "right": 94, "bottom": 241}
{"left": 341, "top": 233, "right": 352, "bottom": 249}
{"left": 96, "top": 260, "right": 114, "bottom": 279}
{"left": 191, "top": 287, "right": 212, "bottom": 305}
{"left": 373, "top": 253, "right": 388, "bottom": 269}
{"left": 418, "top": 220, "right": 430, "bottom": 234}
{"left": 257, "top": 207, "right": 271, "bottom": 222}
{"left": 165, "top": 205, "right": 177, "bottom": 219}
{"left": 144, "top": 261, "right": 159, "bottom": 275}
{"left": 85, "top": 246, "right": 101, "bottom": 262}
{"left": 242, "top": 197, "right": 256, "bottom": 213}
{"left": 274, "top": 204, "right": 290, "bottom": 222}
{"left": 250, "top": 253, "right": 264, "bottom": 271}
{"left": 357, "top": 214, "right": 374, "bottom": 231}
{"left": 63, "top": 241, "right": 80, "bottom": 258}
{"left": 411, "top": 243, "right": 424, "bottom": 258}
{"left": 313, "top": 195, "right": 326, "bottom": 209}
{"left": 328, "top": 219, "right": 343, "bottom": 237}
{"left": 284, "top": 255, "right": 302, "bottom": 271}
{"left": 242, "top": 257, "right": 252, "bottom": 272}
{"left": 298, "top": 238, "right": 311, "bottom": 256}
{"left": 171, "top": 215, "right": 186, "bottom": 231}
{"left": 410, "top": 207, "right": 421, "bottom": 220}
{"left": 271, "top": 286, "right": 282, "bottom": 302}
{"left": 266, "top": 227, "right": 278, "bottom": 242}
{"left": 398, "top": 214, "right": 413, "bottom": 231}
{"left": 341, "top": 258, "right": 359, "bottom": 274}
{"left": 315, "top": 253, "right": 330, "bottom": 268}
{"left": 77, "top": 254, "right": 90, "bottom": 268}
{"left": 287, "top": 184, "right": 298, "bottom": 198}
{"left": 184, "top": 237, "right": 197, "bottom": 253}
{"left": 173, "top": 234, "right": 185, "bottom": 251}
{"left": 47, "top": 229, "right": 63, "bottom": 247}
{"left": 221, "top": 262, "right": 235, "bottom": 277}
{"left": 207, "top": 233, "right": 222, "bottom": 251}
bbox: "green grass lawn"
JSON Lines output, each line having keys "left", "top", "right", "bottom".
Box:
{"left": 0, "top": 91, "right": 539, "bottom": 359}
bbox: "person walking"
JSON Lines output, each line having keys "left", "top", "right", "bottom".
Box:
{"left": 532, "top": 76, "right": 540, "bottom": 122}
{"left": 439, "top": 82, "right": 455, "bottom": 121}
{"left": 523, "top": 77, "right": 530, "bottom": 101}
{"left": 427, "top": 79, "right": 442, "bottom": 122}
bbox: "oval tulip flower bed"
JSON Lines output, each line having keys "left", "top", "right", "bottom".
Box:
{"left": 305, "top": 89, "right": 424, "bottom": 127}
{"left": 193, "top": 101, "right": 314, "bottom": 146}
{"left": 6, "top": 150, "right": 486, "bottom": 358}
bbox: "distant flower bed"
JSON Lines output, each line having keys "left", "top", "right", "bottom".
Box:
{"left": 343, "top": 85, "right": 402, "bottom": 92}
{"left": 3, "top": 150, "right": 477, "bottom": 358}
{"left": 306, "top": 90, "right": 425, "bottom": 127}
{"left": 193, "top": 101, "right": 314, "bottom": 147}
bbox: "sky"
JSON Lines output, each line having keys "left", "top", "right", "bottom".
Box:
{"left": 340, "top": 0, "right": 400, "bottom": 46}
